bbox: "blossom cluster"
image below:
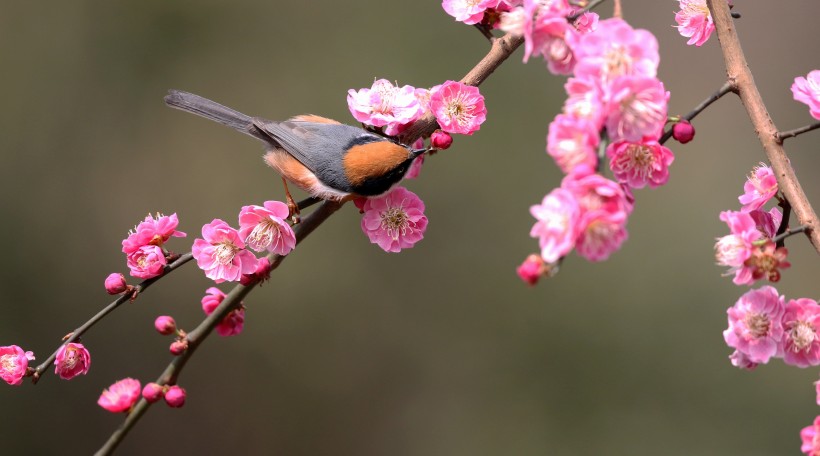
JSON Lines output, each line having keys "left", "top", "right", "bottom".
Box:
{"left": 724, "top": 287, "right": 820, "bottom": 370}
{"left": 512, "top": 13, "right": 673, "bottom": 285}
{"left": 122, "top": 213, "right": 186, "bottom": 280}
{"left": 1, "top": 342, "right": 92, "bottom": 386}
{"left": 714, "top": 164, "right": 787, "bottom": 286}
{"left": 97, "top": 377, "right": 186, "bottom": 413}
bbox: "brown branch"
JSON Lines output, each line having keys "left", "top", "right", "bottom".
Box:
{"left": 777, "top": 121, "right": 820, "bottom": 143}
{"left": 659, "top": 81, "right": 733, "bottom": 145}
{"left": 707, "top": 0, "right": 820, "bottom": 253}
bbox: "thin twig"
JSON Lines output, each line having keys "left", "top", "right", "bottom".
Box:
{"left": 772, "top": 224, "right": 810, "bottom": 245}
{"left": 707, "top": 0, "right": 820, "bottom": 253}
{"left": 473, "top": 23, "right": 494, "bottom": 42}
{"left": 568, "top": 0, "right": 609, "bottom": 22}
{"left": 659, "top": 81, "right": 733, "bottom": 145}
{"left": 31, "top": 253, "right": 194, "bottom": 384}
{"left": 775, "top": 198, "right": 792, "bottom": 249}
{"left": 776, "top": 122, "right": 820, "bottom": 143}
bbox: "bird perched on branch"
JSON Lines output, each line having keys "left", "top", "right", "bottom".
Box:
{"left": 164, "top": 90, "right": 426, "bottom": 221}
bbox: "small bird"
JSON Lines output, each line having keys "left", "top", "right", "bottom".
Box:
{"left": 164, "top": 89, "right": 426, "bottom": 219}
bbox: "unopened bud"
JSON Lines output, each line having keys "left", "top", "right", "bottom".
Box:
{"left": 104, "top": 273, "right": 128, "bottom": 295}
{"left": 431, "top": 130, "right": 453, "bottom": 150}
{"left": 142, "top": 382, "right": 165, "bottom": 403}
{"left": 672, "top": 120, "right": 695, "bottom": 144}
{"left": 154, "top": 316, "right": 177, "bottom": 336}
{"left": 164, "top": 385, "right": 186, "bottom": 408}
{"left": 169, "top": 339, "right": 188, "bottom": 356}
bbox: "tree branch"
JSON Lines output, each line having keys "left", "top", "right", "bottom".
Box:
{"left": 659, "top": 81, "right": 733, "bottom": 144}
{"left": 707, "top": 0, "right": 820, "bottom": 253}
{"left": 777, "top": 121, "right": 820, "bottom": 143}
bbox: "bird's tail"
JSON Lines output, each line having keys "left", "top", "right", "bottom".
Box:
{"left": 164, "top": 90, "right": 270, "bottom": 142}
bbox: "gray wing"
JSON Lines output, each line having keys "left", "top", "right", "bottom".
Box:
{"left": 252, "top": 119, "right": 382, "bottom": 189}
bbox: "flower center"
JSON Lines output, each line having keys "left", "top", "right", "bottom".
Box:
{"left": 743, "top": 312, "right": 770, "bottom": 339}
{"left": 374, "top": 81, "right": 397, "bottom": 115}
{"left": 445, "top": 93, "right": 475, "bottom": 126}
{"left": 603, "top": 45, "right": 633, "bottom": 79}
{"left": 213, "top": 242, "right": 239, "bottom": 265}
{"left": 247, "top": 219, "right": 280, "bottom": 251}
{"left": 789, "top": 321, "right": 816, "bottom": 351}
{"left": 380, "top": 207, "right": 410, "bottom": 241}
{"left": 1, "top": 354, "right": 18, "bottom": 371}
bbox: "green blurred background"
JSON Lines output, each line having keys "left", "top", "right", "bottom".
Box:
{"left": 1, "top": 1, "right": 819, "bottom": 454}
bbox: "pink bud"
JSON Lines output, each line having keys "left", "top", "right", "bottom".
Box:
{"left": 516, "top": 254, "right": 545, "bottom": 286}
{"left": 104, "top": 273, "right": 128, "bottom": 295}
{"left": 154, "top": 316, "right": 177, "bottom": 335}
{"left": 240, "top": 257, "right": 272, "bottom": 286}
{"left": 169, "top": 339, "right": 188, "bottom": 356}
{"left": 142, "top": 382, "right": 165, "bottom": 403}
{"left": 672, "top": 120, "right": 695, "bottom": 144}
{"left": 431, "top": 130, "right": 453, "bottom": 150}
{"left": 164, "top": 385, "right": 186, "bottom": 408}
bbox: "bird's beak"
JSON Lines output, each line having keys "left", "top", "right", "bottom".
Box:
{"left": 410, "top": 147, "right": 429, "bottom": 158}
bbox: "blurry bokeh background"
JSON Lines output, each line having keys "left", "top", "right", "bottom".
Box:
{"left": 1, "top": 1, "right": 819, "bottom": 454}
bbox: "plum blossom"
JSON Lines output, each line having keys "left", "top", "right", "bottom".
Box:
{"left": 723, "top": 286, "right": 785, "bottom": 364}
{"left": 563, "top": 77, "right": 604, "bottom": 126}
{"left": 192, "top": 219, "right": 259, "bottom": 283}
{"left": 749, "top": 207, "right": 782, "bottom": 239}
{"left": 430, "top": 81, "right": 487, "bottom": 135}
{"left": 201, "top": 287, "right": 245, "bottom": 337}
{"left": 568, "top": 18, "right": 659, "bottom": 85}
{"left": 122, "top": 213, "right": 186, "bottom": 254}
{"left": 782, "top": 298, "right": 820, "bottom": 368}
{"left": 104, "top": 273, "right": 128, "bottom": 295}
{"left": 360, "top": 186, "right": 427, "bottom": 252}
{"left": 574, "top": 210, "right": 629, "bottom": 262}
{"left": 126, "top": 245, "right": 167, "bottom": 279}
{"left": 516, "top": 254, "right": 546, "bottom": 286}
{"left": 715, "top": 210, "right": 763, "bottom": 285}
{"left": 607, "top": 139, "right": 674, "bottom": 189}
{"left": 605, "top": 76, "right": 669, "bottom": 143}
{"left": 674, "top": 0, "right": 716, "bottom": 47}
{"left": 0, "top": 345, "right": 34, "bottom": 386}
{"left": 98, "top": 378, "right": 141, "bottom": 413}
{"left": 744, "top": 240, "right": 790, "bottom": 283}
{"left": 728, "top": 350, "right": 758, "bottom": 371}
{"left": 801, "top": 416, "right": 820, "bottom": 456}
{"left": 442, "top": 0, "right": 497, "bottom": 24}
{"left": 529, "top": 187, "right": 580, "bottom": 263}
{"left": 561, "top": 165, "right": 633, "bottom": 217}
{"left": 54, "top": 342, "right": 91, "bottom": 380}
{"left": 238, "top": 201, "right": 296, "bottom": 255}
{"left": 791, "top": 70, "right": 820, "bottom": 120}
{"left": 347, "top": 79, "right": 425, "bottom": 135}
{"left": 739, "top": 163, "right": 778, "bottom": 212}
{"left": 546, "top": 114, "right": 599, "bottom": 174}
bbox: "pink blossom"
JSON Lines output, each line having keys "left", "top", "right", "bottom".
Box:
{"left": 574, "top": 210, "right": 628, "bottom": 262}
{"left": 606, "top": 139, "right": 674, "bottom": 189}
{"left": 561, "top": 165, "right": 633, "bottom": 217}
{"left": 347, "top": 79, "right": 425, "bottom": 134}
{"left": 360, "top": 186, "right": 428, "bottom": 253}
{"left": 674, "top": 0, "right": 716, "bottom": 47}
{"left": 430, "top": 81, "right": 487, "bottom": 135}
{"left": 97, "top": 378, "right": 141, "bottom": 413}
{"left": 169, "top": 340, "right": 188, "bottom": 356}
{"left": 782, "top": 298, "right": 820, "bottom": 368}
{"left": 546, "top": 114, "right": 599, "bottom": 174}
{"left": 744, "top": 240, "right": 790, "bottom": 283}
{"left": 517, "top": 254, "right": 546, "bottom": 286}
{"left": 728, "top": 350, "right": 758, "bottom": 371}
{"left": 715, "top": 210, "right": 763, "bottom": 285}
{"left": 568, "top": 18, "right": 659, "bottom": 84}
{"left": 792, "top": 70, "right": 820, "bottom": 120}
{"left": 723, "top": 286, "right": 785, "bottom": 364}
{"left": 801, "top": 416, "right": 820, "bottom": 456}
{"left": 164, "top": 385, "right": 186, "bottom": 408}
{"left": 570, "top": 10, "right": 598, "bottom": 34}
{"left": 238, "top": 201, "right": 296, "bottom": 255}
{"left": 201, "top": 287, "right": 245, "bottom": 337}
{"left": 192, "top": 219, "right": 259, "bottom": 283}
{"left": 126, "top": 245, "right": 167, "bottom": 279}
{"left": 404, "top": 155, "right": 425, "bottom": 180}
{"left": 0, "top": 345, "right": 34, "bottom": 386}
{"left": 563, "top": 77, "right": 605, "bottom": 126}
{"left": 122, "top": 213, "right": 186, "bottom": 254}
{"left": 54, "top": 342, "right": 91, "bottom": 380}
{"left": 529, "top": 187, "right": 580, "bottom": 263}
{"left": 749, "top": 207, "right": 782, "bottom": 239}
{"left": 738, "top": 163, "right": 778, "bottom": 212}
{"left": 605, "top": 76, "right": 669, "bottom": 143}
{"left": 240, "top": 257, "right": 273, "bottom": 286}
{"left": 442, "top": 0, "right": 496, "bottom": 24}
{"left": 104, "top": 273, "right": 128, "bottom": 295}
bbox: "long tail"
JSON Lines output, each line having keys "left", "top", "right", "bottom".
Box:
{"left": 164, "top": 89, "right": 270, "bottom": 143}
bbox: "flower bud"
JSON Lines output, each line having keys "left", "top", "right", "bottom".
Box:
{"left": 142, "top": 382, "right": 165, "bottom": 403}
{"left": 431, "top": 130, "right": 453, "bottom": 150}
{"left": 169, "top": 339, "right": 188, "bottom": 356}
{"left": 516, "top": 254, "right": 545, "bottom": 286}
{"left": 240, "top": 258, "right": 272, "bottom": 286}
{"left": 672, "top": 120, "right": 695, "bottom": 144}
{"left": 154, "top": 316, "right": 177, "bottom": 336}
{"left": 164, "top": 385, "right": 186, "bottom": 408}
{"left": 104, "top": 273, "right": 128, "bottom": 295}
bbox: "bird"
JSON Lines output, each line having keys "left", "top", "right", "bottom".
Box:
{"left": 164, "top": 89, "right": 426, "bottom": 220}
